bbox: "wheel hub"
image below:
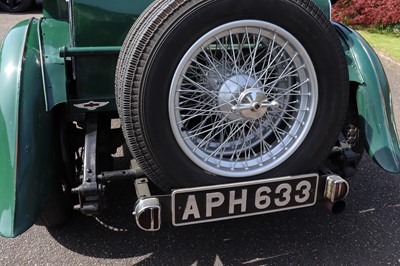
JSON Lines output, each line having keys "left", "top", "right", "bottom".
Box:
{"left": 235, "top": 88, "right": 269, "bottom": 120}
{"left": 217, "top": 74, "right": 279, "bottom": 121}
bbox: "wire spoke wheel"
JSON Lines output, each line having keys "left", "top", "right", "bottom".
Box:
{"left": 169, "top": 20, "right": 318, "bottom": 177}
{"left": 116, "top": 0, "right": 349, "bottom": 190}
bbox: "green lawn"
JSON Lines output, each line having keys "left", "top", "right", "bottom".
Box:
{"left": 357, "top": 30, "right": 400, "bottom": 62}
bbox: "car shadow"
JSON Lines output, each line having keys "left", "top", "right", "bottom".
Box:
{"left": 45, "top": 156, "right": 400, "bottom": 265}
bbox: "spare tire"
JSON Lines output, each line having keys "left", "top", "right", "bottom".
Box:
{"left": 116, "top": 0, "right": 349, "bottom": 191}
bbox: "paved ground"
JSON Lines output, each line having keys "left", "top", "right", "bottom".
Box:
{"left": 378, "top": 52, "right": 400, "bottom": 132}
{"left": 1, "top": 7, "right": 400, "bottom": 266}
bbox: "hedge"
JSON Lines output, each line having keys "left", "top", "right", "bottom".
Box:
{"left": 332, "top": 0, "right": 400, "bottom": 29}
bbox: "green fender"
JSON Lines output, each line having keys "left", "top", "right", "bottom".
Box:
{"left": 311, "top": 0, "right": 331, "bottom": 19}
{"left": 334, "top": 22, "right": 400, "bottom": 173}
{"left": 0, "top": 19, "right": 58, "bottom": 237}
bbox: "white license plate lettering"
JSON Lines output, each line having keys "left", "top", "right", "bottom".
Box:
{"left": 173, "top": 174, "right": 318, "bottom": 226}
{"left": 182, "top": 195, "right": 201, "bottom": 220}
{"left": 274, "top": 183, "right": 292, "bottom": 207}
{"left": 229, "top": 189, "right": 247, "bottom": 214}
{"left": 295, "top": 180, "right": 312, "bottom": 203}
{"left": 206, "top": 192, "right": 224, "bottom": 217}
{"left": 255, "top": 186, "right": 272, "bottom": 210}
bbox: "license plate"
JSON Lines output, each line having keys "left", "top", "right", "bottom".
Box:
{"left": 172, "top": 174, "right": 319, "bottom": 226}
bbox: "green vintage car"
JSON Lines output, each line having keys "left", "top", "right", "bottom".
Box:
{"left": 1, "top": 0, "right": 399, "bottom": 237}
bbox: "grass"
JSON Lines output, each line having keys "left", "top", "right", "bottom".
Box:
{"left": 357, "top": 29, "right": 400, "bottom": 61}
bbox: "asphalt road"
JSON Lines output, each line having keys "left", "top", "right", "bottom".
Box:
{"left": 1, "top": 7, "right": 400, "bottom": 266}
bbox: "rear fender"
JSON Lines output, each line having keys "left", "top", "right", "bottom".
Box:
{"left": 0, "top": 19, "right": 58, "bottom": 237}
{"left": 334, "top": 22, "right": 400, "bottom": 173}
{"left": 311, "top": 0, "right": 331, "bottom": 19}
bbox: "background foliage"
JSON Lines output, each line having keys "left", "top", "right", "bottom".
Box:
{"left": 332, "top": 0, "right": 400, "bottom": 32}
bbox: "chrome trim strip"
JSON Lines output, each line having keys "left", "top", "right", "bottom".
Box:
{"left": 36, "top": 17, "right": 49, "bottom": 111}
{"left": 328, "top": 0, "right": 332, "bottom": 21}
{"left": 68, "top": 0, "right": 76, "bottom": 80}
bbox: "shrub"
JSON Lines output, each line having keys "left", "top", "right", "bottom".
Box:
{"left": 332, "top": 0, "right": 400, "bottom": 28}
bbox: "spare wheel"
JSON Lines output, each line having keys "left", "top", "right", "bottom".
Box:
{"left": 116, "top": 0, "right": 349, "bottom": 191}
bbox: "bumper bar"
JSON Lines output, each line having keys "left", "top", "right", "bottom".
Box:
{"left": 133, "top": 174, "right": 349, "bottom": 232}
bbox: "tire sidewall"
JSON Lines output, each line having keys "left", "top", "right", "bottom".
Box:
{"left": 0, "top": 0, "right": 33, "bottom": 12}
{"left": 137, "top": 0, "right": 348, "bottom": 187}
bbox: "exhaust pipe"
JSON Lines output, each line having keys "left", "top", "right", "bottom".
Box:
{"left": 133, "top": 197, "right": 161, "bottom": 231}
{"left": 322, "top": 200, "right": 346, "bottom": 214}
{"left": 132, "top": 178, "right": 162, "bottom": 231}
{"left": 322, "top": 175, "right": 349, "bottom": 213}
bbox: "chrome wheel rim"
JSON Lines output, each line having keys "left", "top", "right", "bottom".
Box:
{"left": 169, "top": 20, "right": 318, "bottom": 178}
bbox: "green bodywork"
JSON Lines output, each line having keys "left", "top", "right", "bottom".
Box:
{"left": 0, "top": 0, "right": 399, "bottom": 238}
{"left": 70, "top": 0, "right": 153, "bottom": 111}
{"left": 334, "top": 22, "right": 400, "bottom": 172}
{"left": 40, "top": 19, "right": 70, "bottom": 111}
{"left": 69, "top": 0, "right": 328, "bottom": 112}
{"left": 312, "top": 0, "right": 331, "bottom": 18}
{"left": 0, "top": 19, "right": 59, "bottom": 237}
{"left": 43, "top": 0, "right": 68, "bottom": 20}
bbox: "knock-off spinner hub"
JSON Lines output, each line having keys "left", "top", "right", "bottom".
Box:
{"left": 218, "top": 74, "right": 279, "bottom": 121}
{"left": 234, "top": 88, "right": 269, "bottom": 120}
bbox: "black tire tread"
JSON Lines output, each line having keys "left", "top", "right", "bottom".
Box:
{"left": 116, "top": 0, "right": 349, "bottom": 191}
{"left": 117, "top": 0, "right": 188, "bottom": 191}
{"left": 36, "top": 186, "right": 72, "bottom": 227}
{"left": 0, "top": 0, "right": 33, "bottom": 12}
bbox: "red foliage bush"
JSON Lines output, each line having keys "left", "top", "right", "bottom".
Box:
{"left": 332, "top": 0, "right": 400, "bottom": 27}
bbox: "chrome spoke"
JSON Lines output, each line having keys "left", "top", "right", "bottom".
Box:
{"left": 169, "top": 20, "right": 318, "bottom": 177}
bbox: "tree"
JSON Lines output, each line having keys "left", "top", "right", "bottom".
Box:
{"left": 333, "top": 0, "right": 400, "bottom": 28}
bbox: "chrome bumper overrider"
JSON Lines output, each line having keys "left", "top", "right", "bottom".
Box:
{"left": 133, "top": 174, "right": 349, "bottom": 232}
